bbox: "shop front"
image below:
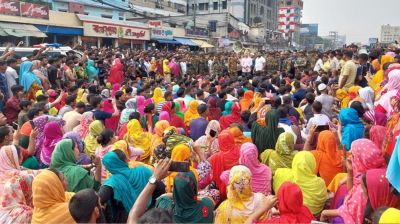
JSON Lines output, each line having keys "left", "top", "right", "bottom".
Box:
{"left": 78, "top": 15, "right": 150, "bottom": 49}
{"left": 150, "top": 28, "right": 179, "bottom": 50}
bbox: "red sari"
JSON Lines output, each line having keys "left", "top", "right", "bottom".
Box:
{"left": 161, "top": 102, "right": 185, "bottom": 130}
{"left": 219, "top": 102, "right": 242, "bottom": 130}
{"left": 108, "top": 58, "right": 124, "bottom": 84}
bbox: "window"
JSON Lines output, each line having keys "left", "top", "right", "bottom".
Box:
{"left": 199, "top": 3, "right": 208, "bottom": 10}
{"left": 58, "top": 9, "right": 67, "bottom": 12}
{"left": 260, "top": 6, "right": 264, "bottom": 15}
{"left": 213, "top": 2, "right": 218, "bottom": 10}
{"left": 267, "top": 0, "right": 272, "bottom": 7}
{"left": 267, "top": 9, "right": 271, "bottom": 18}
{"left": 101, "top": 14, "right": 113, "bottom": 19}
{"left": 222, "top": 1, "right": 227, "bottom": 9}
{"left": 119, "top": 17, "right": 124, "bottom": 20}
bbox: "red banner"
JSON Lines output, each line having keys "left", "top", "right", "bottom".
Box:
{"left": 0, "top": 0, "right": 20, "bottom": 16}
{"left": 20, "top": 2, "right": 49, "bottom": 19}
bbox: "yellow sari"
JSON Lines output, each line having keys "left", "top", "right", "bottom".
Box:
{"left": 152, "top": 87, "right": 165, "bottom": 107}
{"left": 84, "top": 120, "right": 104, "bottom": 155}
{"left": 273, "top": 151, "right": 327, "bottom": 214}
{"left": 370, "top": 55, "right": 395, "bottom": 92}
{"left": 184, "top": 100, "right": 200, "bottom": 127}
{"left": 336, "top": 89, "right": 350, "bottom": 108}
{"left": 150, "top": 120, "right": 170, "bottom": 156}
{"left": 124, "top": 119, "right": 152, "bottom": 163}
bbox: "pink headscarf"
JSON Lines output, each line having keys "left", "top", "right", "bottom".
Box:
{"left": 240, "top": 143, "right": 272, "bottom": 195}
{"left": 369, "top": 125, "right": 387, "bottom": 150}
{"left": 159, "top": 111, "right": 171, "bottom": 122}
{"left": 387, "top": 69, "right": 400, "bottom": 91}
{"left": 74, "top": 111, "right": 94, "bottom": 139}
{"left": 136, "top": 96, "right": 145, "bottom": 115}
{"left": 40, "top": 121, "right": 64, "bottom": 165}
{"left": 111, "top": 83, "right": 120, "bottom": 97}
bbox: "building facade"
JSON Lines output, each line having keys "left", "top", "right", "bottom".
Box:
{"left": 380, "top": 25, "right": 400, "bottom": 44}
{"left": 278, "top": 0, "right": 303, "bottom": 46}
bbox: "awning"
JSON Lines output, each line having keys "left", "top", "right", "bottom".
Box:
{"left": 155, "top": 39, "right": 179, "bottom": 44}
{"left": 174, "top": 37, "right": 199, "bottom": 46}
{"left": 35, "top": 25, "right": 83, "bottom": 36}
{"left": 190, "top": 39, "right": 214, "bottom": 48}
{"left": 0, "top": 22, "right": 47, "bottom": 38}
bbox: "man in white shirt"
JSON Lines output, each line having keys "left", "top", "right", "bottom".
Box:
{"left": 306, "top": 101, "right": 331, "bottom": 134}
{"left": 254, "top": 52, "right": 266, "bottom": 75}
{"left": 240, "top": 52, "right": 252, "bottom": 77}
{"left": 180, "top": 58, "right": 187, "bottom": 76}
{"left": 329, "top": 51, "right": 340, "bottom": 72}
{"left": 5, "top": 58, "right": 18, "bottom": 97}
{"left": 313, "top": 54, "right": 324, "bottom": 72}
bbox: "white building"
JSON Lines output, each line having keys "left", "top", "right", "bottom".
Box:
{"left": 380, "top": 25, "right": 400, "bottom": 43}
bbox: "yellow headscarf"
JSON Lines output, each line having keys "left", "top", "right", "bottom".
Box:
{"left": 379, "top": 208, "right": 400, "bottom": 224}
{"left": 124, "top": 119, "right": 152, "bottom": 163}
{"left": 336, "top": 89, "right": 350, "bottom": 108}
{"left": 150, "top": 120, "right": 170, "bottom": 156}
{"left": 184, "top": 100, "right": 200, "bottom": 126}
{"left": 165, "top": 144, "right": 198, "bottom": 193}
{"left": 348, "top": 85, "right": 361, "bottom": 100}
{"left": 76, "top": 88, "right": 85, "bottom": 103}
{"left": 152, "top": 87, "right": 165, "bottom": 106}
{"left": 273, "top": 151, "right": 327, "bottom": 214}
{"left": 370, "top": 55, "right": 395, "bottom": 92}
{"left": 84, "top": 120, "right": 104, "bottom": 155}
{"left": 31, "top": 170, "right": 75, "bottom": 224}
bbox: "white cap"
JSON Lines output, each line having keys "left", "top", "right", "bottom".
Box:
{"left": 21, "top": 57, "right": 28, "bottom": 62}
{"left": 318, "top": 83, "right": 327, "bottom": 91}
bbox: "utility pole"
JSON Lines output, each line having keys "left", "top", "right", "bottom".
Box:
{"left": 193, "top": 0, "right": 197, "bottom": 32}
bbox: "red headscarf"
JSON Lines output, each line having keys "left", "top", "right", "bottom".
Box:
{"left": 366, "top": 168, "right": 400, "bottom": 210}
{"left": 369, "top": 125, "right": 387, "bottom": 150}
{"left": 207, "top": 97, "right": 221, "bottom": 121}
{"left": 108, "top": 58, "right": 124, "bottom": 84}
{"left": 208, "top": 130, "right": 240, "bottom": 198}
{"left": 219, "top": 102, "right": 242, "bottom": 130}
{"left": 161, "top": 102, "right": 185, "bottom": 130}
{"left": 263, "top": 182, "right": 314, "bottom": 223}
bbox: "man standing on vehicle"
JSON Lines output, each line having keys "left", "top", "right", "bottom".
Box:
{"left": 5, "top": 58, "right": 18, "bottom": 97}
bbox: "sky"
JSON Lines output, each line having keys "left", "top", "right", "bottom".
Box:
{"left": 301, "top": 0, "right": 400, "bottom": 44}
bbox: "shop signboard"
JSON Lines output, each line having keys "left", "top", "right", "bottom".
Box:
{"left": 148, "top": 20, "right": 162, "bottom": 28}
{"left": 151, "top": 28, "right": 173, "bottom": 40}
{"left": 20, "top": 2, "right": 49, "bottom": 19}
{"left": 0, "top": 0, "right": 20, "bottom": 16}
{"left": 83, "top": 21, "right": 150, "bottom": 40}
{"left": 185, "top": 27, "right": 208, "bottom": 37}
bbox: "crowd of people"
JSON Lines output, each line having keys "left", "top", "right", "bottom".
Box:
{"left": 0, "top": 43, "right": 400, "bottom": 224}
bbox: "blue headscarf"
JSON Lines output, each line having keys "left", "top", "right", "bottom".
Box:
{"left": 19, "top": 61, "right": 41, "bottom": 92}
{"left": 102, "top": 151, "right": 153, "bottom": 212}
{"left": 339, "top": 108, "right": 365, "bottom": 151}
{"left": 222, "top": 101, "right": 234, "bottom": 115}
{"left": 387, "top": 136, "right": 400, "bottom": 192}
{"left": 86, "top": 59, "right": 98, "bottom": 83}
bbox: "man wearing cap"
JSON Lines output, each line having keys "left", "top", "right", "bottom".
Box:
{"left": 316, "top": 83, "right": 335, "bottom": 119}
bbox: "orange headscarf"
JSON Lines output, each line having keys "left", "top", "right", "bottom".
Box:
{"left": 229, "top": 126, "right": 252, "bottom": 145}
{"left": 150, "top": 120, "right": 170, "bottom": 155}
{"left": 311, "top": 131, "right": 343, "bottom": 186}
{"left": 240, "top": 90, "right": 254, "bottom": 111}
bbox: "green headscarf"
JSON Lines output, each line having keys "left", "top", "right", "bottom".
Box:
{"left": 222, "top": 101, "right": 233, "bottom": 115}
{"left": 156, "top": 171, "right": 214, "bottom": 223}
{"left": 260, "top": 132, "right": 297, "bottom": 173}
{"left": 251, "top": 109, "right": 285, "bottom": 154}
{"left": 174, "top": 101, "right": 184, "bottom": 119}
{"left": 50, "top": 139, "right": 94, "bottom": 192}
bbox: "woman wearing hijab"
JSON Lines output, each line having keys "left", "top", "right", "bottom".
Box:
{"left": 184, "top": 100, "right": 200, "bottom": 127}
{"left": 369, "top": 125, "right": 387, "bottom": 150}
{"left": 358, "top": 87, "right": 374, "bottom": 110}
{"left": 260, "top": 132, "right": 297, "bottom": 174}
{"left": 207, "top": 97, "right": 221, "bottom": 121}
{"left": 220, "top": 102, "right": 242, "bottom": 130}
{"left": 19, "top": 61, "right": 42, "bottom": 100}
{"left": 73, "top": 111, "right": 94, "bottom": 139}
{"left": 240, "top": 90, "right": 254, "bottom": 112}
{"left": 174, "top": 101, "right": 184, "bottom": 119}
{"left": 31, "top": 60, "right": 50, "bottom": 91}
{"left": 208, "top": 130, "right": 240, "bottom": 198}
{"left": 310, "top": 130, "right": 343, "bottom": 186}
{"left": 248, "top": 182, "right": 315, "bottom": 223}
{"left": 274, "top": 151, "right": 327, "bottom": 214}
{"left": 195, "top": 120, "right": 220, "bottom": 159}
{"left": 216, "top": 165, "right": 267, "bottom": 223}
{"left": 152, "top": 87, "right": 165, "bottom": 107}
{"left": 387, "top": 135, "right": 400, "bottom": 194}
{"left": 222, "top": 101, "right": 234, "bottom": 116}
{"left": 50, "top": 139, "right": 101, "bottom": 192}
{"left": 86, "top": 59, "right": 98, "bottom": 83}
{"left": 230, "top": 125, "right": 251, "bottom": 145}
{"left": 100, "top": 151, "right": 153, "bottom": 223}
{"left": 95, "top": 129, "right": 116, "bottom": 183}
{"left": 339, "top": 107, "right": 365, "bottom": 151}
{"left": 375, "top": 69, "right": 400, "bottom": 115}
{"left": 369, "top": 55, "right": 395, "bottom": 92}
{"left": 84, "top": 120, "right": 105, "bottom": 155}
{"left": 119, "top": 98, "right": 137, "bottom": 125}
{"left": 252, "top": 109, "right": 285, "bottom": 155}
{"left": 150, "top": 120, "right": 170, "bottom": 156}
{"left": 31, "top": 170, "right": 75, "bottom": 224}
{"left": 159, "top": 111, "right": 170, "bottom": 122}
{"left": 156, "top": 171, "right": 214, "bottom": 223}
{"left": 40, "top": 121, "right": 64, "bottom": 166}
{"left": 162, "top": 101, "right": 185, "bottom": 130}
{"left": 363, "top": 110, "right": 387, "bottom": 127}
{"left": 124, "top": 119, "right": 152, "bottom": 163}
{"left": 63, "top": 131, "right": 91, "bottom": 165}
{"left": 108, "top": 58, "right": 124, "bottom": 84}
{"left": 136, "top": 96, "right": 146, "bottom": 116}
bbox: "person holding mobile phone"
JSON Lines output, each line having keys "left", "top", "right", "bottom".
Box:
{"left": 194, "top": 120, "right": 220, "bottom": 159}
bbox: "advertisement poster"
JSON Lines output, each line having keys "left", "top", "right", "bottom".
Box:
{"left": 20, "top": 2, "right": 49, "bottom": 19}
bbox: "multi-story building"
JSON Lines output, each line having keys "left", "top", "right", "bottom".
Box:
{"left": 129, "top": 0, "right": 186, "bottom": 15}
{"left": 278, "top": 0, "right": 303, "bottom": 45}
{"left": 380, "top": 25, "right": 400, "bottom": 44}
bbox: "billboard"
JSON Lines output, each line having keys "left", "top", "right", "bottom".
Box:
{"left": 300, "top": 24, "right": 318, "bottom": 36}
{"left": 0, "top": 0, "right": 20, "bottom": 16}
{"left": 0, "top": 0, "right": 49, "bottom": 19}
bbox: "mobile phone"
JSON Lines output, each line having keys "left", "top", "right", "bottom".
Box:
{"left": 12, "top": 122, "right": 18, "bottom": 130}
{"left": 263, "top": 97, "right": 271, "bottom": 104}
{"left": 209, "top": 129, "right": 217, "bottom": 138}
{"left": 169, "top": 161, "right": 190, "bottom": 172}
{"left": 316, "top": 125, "right": 330, "bottom": 132}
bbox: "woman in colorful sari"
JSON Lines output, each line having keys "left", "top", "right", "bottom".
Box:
{"left": 108, "top": 58, "right": 124, "bottom": 84}
{"left": 208, "top": 130, "right": 240, "bottom": 198}
{"left": 31, "top": 169, "right": 75, "bottom": 224}
{"left": 375, "top": 69, "right": 400, "bottom": 116}
{"left": 220, "top": 102, "right": 242, "bottom": 130}
{"left": 32, "top": 60, "right": 50, "bottom": 91}
{"left": 240, "top": 90, "right": 254, "bottom": 112}
{"left": 387, "top": 134, "right": 400, "bottom": 194}
{"left": 111, "top": 140, "right": 151, "bottom": 170}
{"left": 216, "top": 165, "right": 267, "bottom": 223}
{"left": 184, "top": 100, "right": 200, "bottom": 127}
{"left": 73, "top": 111, "right": 94, "bottom": 139}
{"left": 310, "top": 130, "right": 343, "bottom": 186}
{"left": 19, "top": 61, "right": 42, "bottom": 100}
{"left": 273, "top": 151, "right": 327, "bottom": 215}
{"left": 260, "top": 132, "right": 297, "bottom": 174}
{"left": 40, "top": 121, "right": 64, "bottom": 166}
{"left": 369, "top": 125, "right": 387, "bottom": 149}
{"left": 103, "top": 96, "right": 119, "bottom": 132}
{"left": 100, "top": 151, "right": 153, "bottom": 223}
{"left": 207, "top": 97, "right": 221, "bottom": 121}
{"left": 86, "top": 59, "right": 98, "bottom": 83}
{"left": 156, "top": 171, "right": 214, "bottom": 223}
{"left": 95, "top": 129, "right": 116, "bottom": 183}
{"left": 50, "top": 139, "right": 101, "bottom": 192}
{"left": 136, "top": 96, "right": 145, "bottom": 115}
{"left": 152, "top": 87, "right": 165, "bottom": 107}
{"left": 159, "top": 111, "right": 170, "bottom": 122}
{"left": 339, "top": 107, "right": 365, "bottom": 151}
{"left": 230, "top": 125, "right": 251, "bottom": 145}
{"left": 162, "top": 101, "right": 185, "bottom": 130}
{"left": 336, "top": 89, "right": 350, "bottom": 108}
{"left": 0, "top": 174, "right": 35, "bottom": 223}
{"left": 63, "top": 131, "right": 91, "bottom": 165}
{"left": 195, "top": 120, "right": 220, "bottom": 159}
{"left": 252, "top": 109, "right": 285, "bottom": 155}
{"left": 124, "top": 119, "right": 152, "bottom": 163}
{"left": 369, "top": 55, "right": 395, "bottom": 92}
{"left": 120, "top": 98, "right": 137, "bottom": 125}
{"left": 150, "top": 120, "right": 170, "bottom": 156}
{"left": 84, "top": 120, "right": 105, "bottom": 156}
{"left": 174, "top": 101, "right": 184, "bottom": 119}
{"left": 222, "top": 101, "right": 233, "bottom": 116}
